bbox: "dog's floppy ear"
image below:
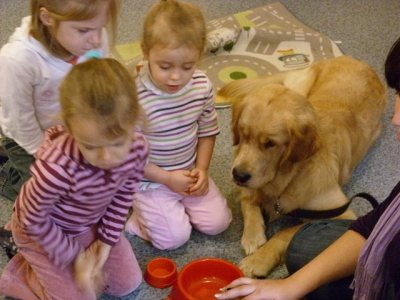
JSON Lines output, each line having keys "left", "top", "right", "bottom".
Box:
{"left": 222, "top": 78, "right": 264, "bottom": 146}
{"left": 231, "top": 97, "right": 244, "bottom": 146}
{"left": 281, "top": 123, "right": 321, "bottom": 166}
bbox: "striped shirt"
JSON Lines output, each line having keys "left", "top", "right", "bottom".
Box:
{"left": 14, "top": 125, "right": 149, "bottom": 268}
{"left": 137, "top": 63, "right": 220, "bottom": 188}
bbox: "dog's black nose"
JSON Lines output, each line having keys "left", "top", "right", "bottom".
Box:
{"left": 232, "top": 168, "right": 251, "bottom": 185}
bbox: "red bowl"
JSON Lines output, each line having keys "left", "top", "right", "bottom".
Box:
{"left": 166, "top": 258, "right": 244, "bottom": 300}
{"left": 144, "top": 258, "right": 178, "bottom": 288}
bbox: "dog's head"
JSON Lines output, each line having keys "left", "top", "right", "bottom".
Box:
{"left": 229, "top": 83, "right": 321, "bottom": 190}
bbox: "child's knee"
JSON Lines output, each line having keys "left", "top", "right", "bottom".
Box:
{"left": 198, "top": 220, "right": 230, "bottom": 235}
{"left": 151, "top": 224, "right": 192, "bottom": 250}
{"left": 195, "top": 207, "right": 232, "bottom": 235}
{"left": 106, "top": 271, "right": 142, "bottom": 297}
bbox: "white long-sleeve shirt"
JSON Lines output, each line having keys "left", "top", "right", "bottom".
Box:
{"left": 0, "top": 16, "right": 109, "bottom": 154}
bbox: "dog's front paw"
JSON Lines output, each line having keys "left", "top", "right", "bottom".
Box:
{"left": 241, "top": 230, "right": 267, "bottom": 255}
{"left": 239, "top": 251, "right": 272, "bottom": 278}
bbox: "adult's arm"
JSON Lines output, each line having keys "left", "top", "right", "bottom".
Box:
{"left": 217, "top": 229, "right": 366, "bottom": 300}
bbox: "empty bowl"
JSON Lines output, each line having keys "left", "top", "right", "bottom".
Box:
{"left": 144, "top": 257, "right": 178, "bottom": 288}
{"left": 166, "top": 258, "right": 244, "bottom": 300}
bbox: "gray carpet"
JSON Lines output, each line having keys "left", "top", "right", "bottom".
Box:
{"left": 1, "top": 1, "right": 400, "bottom": 299}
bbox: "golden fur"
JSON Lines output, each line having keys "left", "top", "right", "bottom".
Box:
{"left": 218, "top": 55, "right": 387, "bottom": 277}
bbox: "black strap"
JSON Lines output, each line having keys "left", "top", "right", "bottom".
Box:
{"left": 349, "top": 192, "right": 379, "bottom": 209}
{"left": 284, "top": 192, "right": 379, "bottom": 219}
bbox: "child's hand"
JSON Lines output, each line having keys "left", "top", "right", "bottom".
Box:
{"left": 74, "top": 240, "right": 111, "bottom": 297}
{"left": 74, "top": 248, "right": 98, "bottom": 297}
{"left": 188, "top": 168, "right": 209, "bottom": 196}
{"left": 165, "top": 170, "right": 197, "bottom": 195}
{"left": 90, "top": 239, "right": 112, "bottom": 274}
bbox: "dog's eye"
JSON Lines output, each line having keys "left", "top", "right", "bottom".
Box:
{"left": 264, "top": 141, "right": 276, "bottom": 148}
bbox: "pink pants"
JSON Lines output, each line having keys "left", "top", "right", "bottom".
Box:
{"left": 126, "top": 177, "right": 232, "bottom": 250}
{"left": 0, "top": 212, "right": 142, "bottom": 300}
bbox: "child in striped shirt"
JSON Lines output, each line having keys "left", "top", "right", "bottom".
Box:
{"left": 125, "top": 0, "right": 232, "bottom": 250}
{"left": 0, "top": 58, "right": 149, "bottom": 299}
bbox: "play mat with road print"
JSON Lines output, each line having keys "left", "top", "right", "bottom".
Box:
{"left": 111, "top": 2, "right": 342, "bottom": 108}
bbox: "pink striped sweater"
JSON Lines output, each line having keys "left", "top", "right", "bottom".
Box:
{"left": 14, "top": 125, "right": 149, "bottom": 268}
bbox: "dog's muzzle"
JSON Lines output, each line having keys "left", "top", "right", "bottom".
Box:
{"left": 232, "top": 168, "right": 251, "bottom": 186}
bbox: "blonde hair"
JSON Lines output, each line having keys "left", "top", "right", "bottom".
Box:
{"left": 142, "top": 0, "right": 206, "bottom": 54}
{"left": 59, "top": 58, "right": 141, "bottom": 139}
{"left": 30, "top": 0, "right": 120, "bottom": 58}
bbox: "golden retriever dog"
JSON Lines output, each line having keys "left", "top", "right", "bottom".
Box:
{"left": 218, "top": 55, "right": 387, "bottom": 278}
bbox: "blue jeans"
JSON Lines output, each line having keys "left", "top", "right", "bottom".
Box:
{"left": 286, "top": 219, "right": 355, "bottom": 300}
{"left": 0, "top": 136, "right": 34, "bottom": 201}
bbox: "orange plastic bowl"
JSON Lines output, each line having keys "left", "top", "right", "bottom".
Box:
{"left": 144, "top": 258, "right": 178, "bottom": 288}
{"left": 166, "top": 258, "right": 244, "bottom": 300}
